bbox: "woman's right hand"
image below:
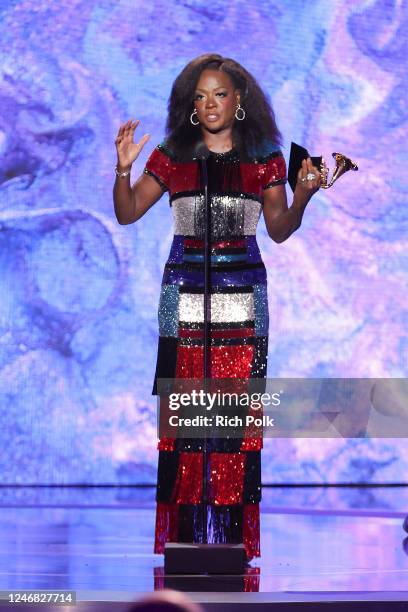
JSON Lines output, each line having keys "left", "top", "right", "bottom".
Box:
{"left": 115, "top": 119, "right": 150, "bottom": 170}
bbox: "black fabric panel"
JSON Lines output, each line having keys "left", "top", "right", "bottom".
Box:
{"left": 178, "top": 285, "right": 254, "bottom": 294}
{"left": 255, "top": 150, "right": 284, "bottom": 163}
{"left": 165, "top": 262, "right": 265, "bottom": 272}
{"left": 177, "top": 504, "right": 204, "bottom": 543}
{"left": 180, "top": 337, "right": 257, "bottom": 347}
{"left": 156, "top": 451, "right": 180, "bottom": 503}
{"left": 250, "top": 336, "right": 268, "bottom": 379}
{"left": 177, "top": 504, "right": 244, "bottom": 545}
{"left": 152, "top": 336, "right": 178, "bottom": 395}
{"left": 184, "top": 247, "right": 247, "bottom": 256}
{"left": 174, "top": 438, "right": 243, "bottom": 453}
{"left": 179, "top": 320, "right": 255, "bottom": 330}
{"left": 174, "top": 438, "right": 207, "bottom": 452}
{"left": 264, "top": 178, "right": 287, "bottom": 189}
{"left": 243, "top": 451, "right": 262, "bottom": 504}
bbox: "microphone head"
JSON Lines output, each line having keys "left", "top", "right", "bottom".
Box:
{"left": 193, "top": 141, "right": 210, "bottom": 160}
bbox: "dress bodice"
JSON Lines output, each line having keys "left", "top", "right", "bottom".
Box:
{"left": 144, "top": 142, "right": 287, "bottom": 240}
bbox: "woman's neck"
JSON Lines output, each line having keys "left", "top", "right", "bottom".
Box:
{"left": 202, "top": 130, "right": 233, "bottom": 154}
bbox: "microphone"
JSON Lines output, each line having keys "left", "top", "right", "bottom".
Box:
{"left": 194, "top": 141, "right": 210, "bottom": 194}
{"left": 193, "top": 141, "right": 210, "bottom": 160}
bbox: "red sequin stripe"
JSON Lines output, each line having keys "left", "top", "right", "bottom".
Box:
{"left": 184, "top": 238, "right": 247, "bottom": 249}
{"left": 243, "top": 503, "right": 260, "bottom": 560}
{"left": 239, "top": 154, "right": 286, "bottom": 196}
{"left": 211, "top": 345, "right": 254, "bottom": 378}
{"left": 154, "top": 502, "right": 179, "bottom": 554}
{"left": 175, "top": 345, "right": 254, "bottom": 378}
{"left": 173, "top": 452, "right": 203, "bottom": 504}
{"left": 212, "top": 328, "right": 255, "bottom": 339}
{"left": 240, "top": 404, "right": 263, "bottom": 451}
{"left": 145, "top": 147, "right": 172, "bottom": 188}
{"left": 178, "top": 328, "right": 203, "bottom": 339}
{"left": 170, "top": 452, "right": 248, "bottom": 505}
{"left": 169, "top": 162, "right": 200, "bottom": 193}
{"left": 262, "top": 155, "right": 287, "bottom": 188}
{"left": 175, "top": 345, "right": 204, "bottom": 378}
{"left": 157, "top": 395, "right": 175, "bottom": 451}
{"left": 240, "top": 437, "right": 263, "bottom": 451}
{"left": 157, "top": 438, "right": 176, "bottom": 451}
{"left": 153, "top": 566, "right": 165, "bottom": 591}
{"left": 243, "top": 567, "right": 261, "bottom": 592}
{"left": 208, "top": 452, "right": 245, "bottom": 505}
{"left": 153, "top": 149, "right": 286, "bottom": 197}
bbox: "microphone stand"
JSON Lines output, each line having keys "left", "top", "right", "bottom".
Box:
{"left": 163, "top": 142, "right": 246, "bottom": 576}
{"left": 197, "top": 145, "right": 210, "bottom": 546}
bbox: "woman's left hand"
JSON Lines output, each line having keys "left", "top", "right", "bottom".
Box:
{"left": 293, "top": 157, "right": 321, "bottom": 206}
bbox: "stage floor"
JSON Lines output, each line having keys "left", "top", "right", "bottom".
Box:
{"left": 0, "top": 486, "right": 407, "bottom": 607}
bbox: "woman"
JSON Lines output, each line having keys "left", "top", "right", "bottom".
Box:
{"left": 113, "top": 53, "right": 321, "bottom": 561}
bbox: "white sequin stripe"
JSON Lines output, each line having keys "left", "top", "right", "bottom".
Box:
{"left": 173, "top": 196, "right": 196, "bottom": 236}
{"left": 172, "top": 195, "right": 262, "bottom": 236}
{"left": 179, "top": 292, "right": 254, "bottom": 324}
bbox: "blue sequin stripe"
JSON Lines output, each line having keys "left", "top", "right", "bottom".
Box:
{"left": 162, "top": 236, "right": 268, "bottom": 291}
{"left": 162, "top": 265, "right": 267, "bottom": 288}
{"left": 165, "top": 235, "right": 263, "bottom": 264}
{"left": 183, "top": 253, "right": 247, "bottom": 264}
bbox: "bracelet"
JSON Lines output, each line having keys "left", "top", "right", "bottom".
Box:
{"left": 115, "top": 165, "right": 131, "bottom": 178}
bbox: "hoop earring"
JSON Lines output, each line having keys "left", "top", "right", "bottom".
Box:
{"left": 235, "top": 104, "right": 245, "bottom": 121}
{"left": 190, "top": 109, "right": 200, "bottom": 126}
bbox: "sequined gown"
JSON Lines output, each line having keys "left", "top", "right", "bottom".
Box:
{"left": 144, "top": 141, "right": 287, "bottom": 560}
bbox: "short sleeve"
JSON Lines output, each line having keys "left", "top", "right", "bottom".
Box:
{"left": 262, "top": 152, "right": 287, "bottom": 189}
{"left": 143, "top": 144, "right": 171, "bottom": 192}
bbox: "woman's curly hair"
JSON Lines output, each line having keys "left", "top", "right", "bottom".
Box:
{"left": 165, "top": 53, "right": 282, "bottom": 161}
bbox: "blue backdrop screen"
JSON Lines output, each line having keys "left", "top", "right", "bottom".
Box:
{"left": 0, "top": 0, "right": 407, "bottom": 484}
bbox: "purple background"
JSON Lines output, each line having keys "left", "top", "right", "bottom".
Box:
{"left": 0, "top": 0, "right": 407, "bottom": 484}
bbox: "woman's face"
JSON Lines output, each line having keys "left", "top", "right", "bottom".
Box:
{"left": 193, "top": 69, "right": 240, "bottom": 133}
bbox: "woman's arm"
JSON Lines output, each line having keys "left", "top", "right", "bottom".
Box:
{"left": 114, "top": 171, "right": 165, "bottom": 225}
{"left": 262, "top": 184, "right": 307, "bottom": 243}
{"left": 113, "top": 119, "right": 165, "bottom": 225}
{"left": 263, "top": 157, "right": 321, "bottom": 243}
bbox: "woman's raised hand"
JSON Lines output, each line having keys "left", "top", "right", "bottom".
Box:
{"left": 115, "top": 119, "right": 150, "bottom": 170}
{"left": 294, "top": 157, "right": 321, "bottom": 205}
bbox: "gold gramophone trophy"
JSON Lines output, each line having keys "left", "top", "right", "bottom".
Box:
{"left": 288, "top": 142, "right": 358, "bottom": 191}
{"left": 320, "top": 152, "right": 358, "bottom": 189}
